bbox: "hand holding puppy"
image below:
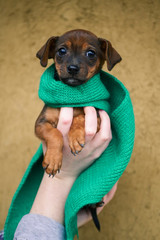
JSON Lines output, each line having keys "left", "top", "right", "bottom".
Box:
{"left": 42, "top": 106, "right": 112, "bottom": 180}
{"left": 31, "top": 106, "right": 114, "bottom": 227}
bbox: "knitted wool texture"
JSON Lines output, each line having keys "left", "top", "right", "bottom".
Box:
{"left": 4, "top": 64, "right": 135, "bottom": 240}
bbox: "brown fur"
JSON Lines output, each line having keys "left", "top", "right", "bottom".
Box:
{"left": 35, "top": 29, "right": 122, "bottom": 176}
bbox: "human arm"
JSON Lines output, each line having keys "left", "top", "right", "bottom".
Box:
{"left": 30, "top": 107, "right": 112, "bottom": 224}
{"left": 14, "top": 107, "right": 115, "bottom": 239}
{"left": 77, "top": 181, "right": 118, "bottom": 228}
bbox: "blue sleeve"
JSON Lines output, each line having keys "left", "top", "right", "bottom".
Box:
{"left": 14, "top": 213, "right": 66, "bottom": 240}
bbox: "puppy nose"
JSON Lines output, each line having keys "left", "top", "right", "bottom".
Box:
{"left": 67, "top": 65, "right": 80, "bottom": 75}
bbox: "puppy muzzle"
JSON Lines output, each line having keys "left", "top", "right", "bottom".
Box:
{"left": 62, "top": 78, "right": 86, "bottom": 86}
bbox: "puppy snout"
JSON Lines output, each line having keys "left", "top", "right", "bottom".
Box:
{"left": 67, "top": 65, "right": 80, "bottom": 75}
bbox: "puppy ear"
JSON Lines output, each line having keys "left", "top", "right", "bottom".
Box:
{"left": 98, "top": 38, "right": 122, "bottom": 71}
{"left": 36, "top": 36, "right": 59, "bottom": 67}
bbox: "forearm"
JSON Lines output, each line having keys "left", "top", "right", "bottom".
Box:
{"left": 30, "top": 172, "right": 75, "bottom": 225}
{"left": 14, "top": 108, "right": 112, "bottom": 239}
{"left": 29, "top": 108, "right": 111, "bottom": 226}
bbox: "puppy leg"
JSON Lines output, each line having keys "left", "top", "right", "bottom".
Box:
{"left": 35, "top": 106, "right": 63, "bottom": 175}
{"left": 69, "top": 108, "right": 101, "bottom": 155}
{"left": 68, "top": 114, "right": 85, "bottom": 155}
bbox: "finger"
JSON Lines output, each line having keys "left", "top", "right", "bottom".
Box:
{"left": 84, "top": 107, "right": 97, "bottom": 143}
{"left": 91, "top": 110, "right": 112, "bottom": 148}
{"left": 42, "top": 141, "right": 47, "bottom": 155}
{"left": 77, "top": 207, "right": 92, "bottom": 228}
{"left": 96, "top": 181, "right": 118, "bottom": 215}
{"left": 78, "top": 182, "right": 118, "bottom": 228}
{"left": 57, "top": 107, "right": 73, "bottom": 137}
{"left": 105, "top": 181, "right": 118, "bottom": 203}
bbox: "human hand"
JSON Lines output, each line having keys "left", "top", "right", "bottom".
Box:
{"left": 31, "top": 107, "right": 112, "bottom": 225}
{"left": 77, "top": 182, "right": 118, "bottom": 228}
{"left": 42, "top": 106, "right": 112, "bottom": 180}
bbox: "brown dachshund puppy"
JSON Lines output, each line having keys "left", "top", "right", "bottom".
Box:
{"left": 35, "top": 29, "right": 121, "bottom": 177}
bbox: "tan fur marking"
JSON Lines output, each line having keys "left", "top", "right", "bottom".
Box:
{"left": 45, "top": 107, "right": 60, "bottom": 126}
{"left": 54, "top": 59, "right": 61, "bottom": 76}
{"left": 86, "top": 59, "right": 101, "bottom": 79}
{"left": 65, "top": 40, "right": 72, "bottom": 49}
{"left": 82, "top": 42, "right": 90, "bottom": 51}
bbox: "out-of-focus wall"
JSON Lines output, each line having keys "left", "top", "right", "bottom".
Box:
{"left": 0, "top": 0, "right": 160, "bottom": 239}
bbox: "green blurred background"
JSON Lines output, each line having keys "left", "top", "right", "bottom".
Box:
{"left": 0, "top": 0, "right": 160, "bottom": 239}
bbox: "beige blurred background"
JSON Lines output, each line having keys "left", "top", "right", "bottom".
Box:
{"left": 0, "top": 0, "right": 160, "bottom": 239}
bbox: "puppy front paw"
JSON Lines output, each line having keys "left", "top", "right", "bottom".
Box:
{"left": 68, "top": 115, "right": 85, "bottom": 155}
{"left": 42, "top": 150, "right": 62, "bottom": 176}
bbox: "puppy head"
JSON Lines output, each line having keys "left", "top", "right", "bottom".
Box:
{"left": 36, "top": 29, "right": 122, "bottom": 86}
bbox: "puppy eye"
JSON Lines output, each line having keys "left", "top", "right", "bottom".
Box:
{"left": 86, "top": 50, "right": 96, "bottom": 58}
{"left": 58, "top": 48, "right": 67, "bottom": 56}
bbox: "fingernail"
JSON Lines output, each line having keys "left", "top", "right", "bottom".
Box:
{"left": 49, "top": 173, "right": 52, "bottom": 177}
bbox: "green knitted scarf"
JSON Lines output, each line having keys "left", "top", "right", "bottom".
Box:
{"left": 38, "top": 64, "right": 110, "bottom": 111}
{"left": 4, "top": 64, "right": 135, "bottom": 240}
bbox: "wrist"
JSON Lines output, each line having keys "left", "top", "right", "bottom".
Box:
{"left": 30, "top": 172, "right": 76, "bottom": 225}
{"left": 54, "top": 170, "right": 76, "bottom": 184}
